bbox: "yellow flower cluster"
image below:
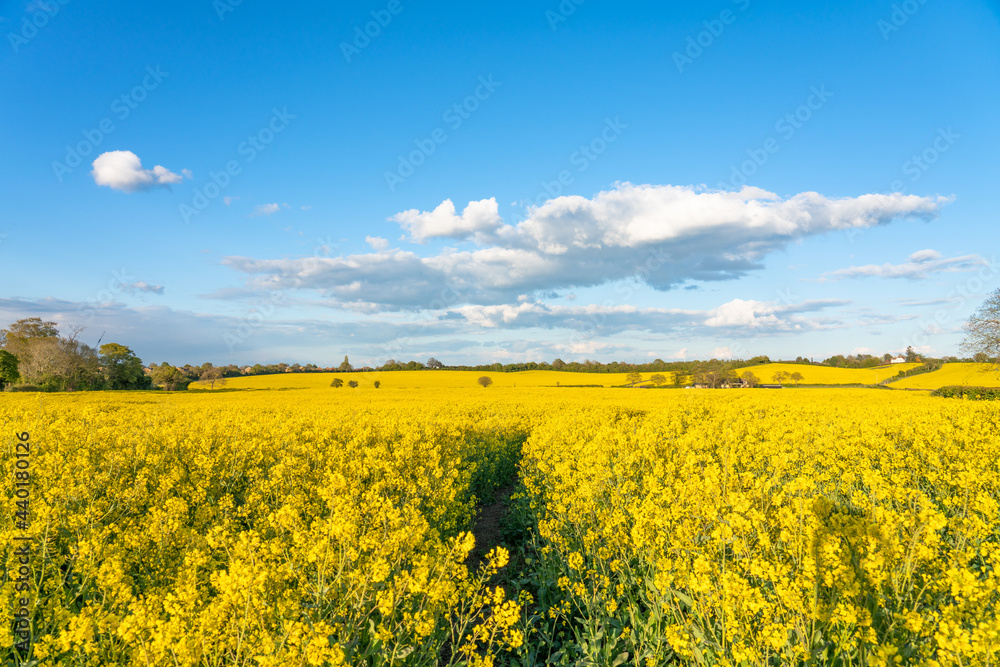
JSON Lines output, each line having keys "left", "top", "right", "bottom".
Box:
{"left": 521, "top": 389, "right": 1000, "bottom": 665}
{"left": 3, "top": 382, "right": 998, "bottom": 665}
{"left": 0, "top": 388, "right": 530, "bottom": 665}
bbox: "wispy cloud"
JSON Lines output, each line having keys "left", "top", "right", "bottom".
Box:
{"left": 821, "top": 249, "right": 986, "bottom": 281}
{"left": 250, "top": 203, "right": 280, "bottom": 217}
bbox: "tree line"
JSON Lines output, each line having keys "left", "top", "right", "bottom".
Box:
{"left": 0, "top": 318, "right": 148, "bottom": 392}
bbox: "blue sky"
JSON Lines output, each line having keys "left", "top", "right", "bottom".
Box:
{"left": 2, "top": 0, "right": 998, "bottom": 366}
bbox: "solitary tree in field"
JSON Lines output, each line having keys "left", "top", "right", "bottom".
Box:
{"left": 789, "top": 371, "right": 804, "bottom": 385}
{"left": 649, "top": 373, "right": 667, "bottom": 387}
{"left": 330, "top": 378, "right": 343, "bottom": 388}
{"left": 374, "top": 380, "right": 381, "bottom": 388}
{"left": 478, "top": 376, "right": 493, "bottom": 388}
{"left": 199, "top": 366, "right": 227, "bottom": 390}
{"left": 772, "top": 371, "right": 790, "bottom": 385}
{"left": 740, "top": 371, "right": 760, "bottom": 388}
{"left": 962, "top": 288, "right": 1000, "bottom": 366}
{"left": 348, "top": 380, "right": 358, "bottom": 388}
{"left": 626, "top": 371, "right": 643, "bottom": 387}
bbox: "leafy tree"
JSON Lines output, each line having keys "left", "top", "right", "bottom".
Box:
{"left": 740, "top": 371, "right": 760, "bottom": 388}
{"left": 373, "top": 380, "right": 381, "bottom": 388}
{"left": 151, "top": 364, "right": 191, "bottom": 391}
{"left": 626, "top": 371, "right": 643, "bottom": 387}
{"left": 199, "top": 366, "right": 227, "bottom": 390}
{"left": 338, "top": 355, "right": 353, "bottom": 372}
{"left": 0, "top": 350, "right": 19, "bottom": 390}
{"left": 100, "top": 343, "right": 148, "bottom": 390}
{"left": 0, "top": 317, "right": 59, "bottom": 357}
{"left": 961, "top": 288, "right": 1000, "bottom": 365}
{"left": 649, "top": 373, "right": 667, "bottom": 387}
{"left": 14, "top": 335, "right": 102, "bottom": 391}
{"left": 672, "top": 371, "right": 685, "bottom": 388}
{"left": 426, "top": 357, "right": 443, "bottom": 369}
{"left": 331, "top": 378, "right": 343, "bottom": 388}
{"left": 694, "top": 360, "right": 731, "bottom": 388}
{"left": 905, "top": 346, "right": 919, "bottom": 363}
{"left": 771, "top": 371, "right": 790, "bottom": 385}
{"left": 478, "top": 376, "right": 493, "bottom": 388}
{"left": 789, "top": 371, "right": 804, "bottom": 385}
{"left": 348, "top": 380, "right": 358, "bottom": 388}
{"left": 552, "top": 358, "right": 565, "bottom": 370}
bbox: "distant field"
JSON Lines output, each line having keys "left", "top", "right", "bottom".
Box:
{"left": 891, "top": 362, "right": 1000, "bottom": 389}
{"left": 190, "top": 363, "right": 929, "bottom": 391}
{"left": 735, "top": 362, "right": 921, "bottom": 385}
{"left": 190, "top": 369, "right": 686, "bottom": 390}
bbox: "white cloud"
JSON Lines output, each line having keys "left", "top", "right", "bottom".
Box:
{"left": 124, "top": 281, "right": 164, "bottom": 295}
{"left": 223, "top": 183, "right": 949, "bottom": 311}
{"left": 672, "top": 347, "right": 688, "bottom": 359}
{"left": 704, "top": 299, "right": 781, "bottom": 328}
{"left": 91, "top": 151, "right": 186, "bottom": 193}
{"left": 822, "top": 249, "right": 985, "bottom": 281}
{"left": 366, "top": 236, "right": 390, "bottom": 251}
{"left": 393, "top": 198, "right": 504, "bottom": 243}
{"left": 712, "top": 346, "right": 733, "bottom": 359}
{"left": 251, "top": 203, "right": 280, "bottom": 217}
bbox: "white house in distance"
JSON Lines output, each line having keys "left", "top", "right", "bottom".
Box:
{"left": 890, "top": 356, "right": 906, "bottom": 364}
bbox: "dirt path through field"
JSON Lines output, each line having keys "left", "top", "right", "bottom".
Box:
{"left": 467, "top": 482, "right": 517, "bottom": 568}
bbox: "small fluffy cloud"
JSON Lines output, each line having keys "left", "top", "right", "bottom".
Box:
{"left": 366, "top": 236, "right": 390, "bottom": 251}
{"left": 704, "top": 299, "right": 782, "bottom": 328}
{"left": 822, "top": 249, "right": 986, "bottom": 281}
{"left": 712, "top": 346, "right": 733, "bottom": 359}
{"left": 91, "top": 151, "right": 186, "bottom": 193}
{"left": 393, "top": 198, "right": 504, "bottom": 243}
{"left": 251, "top": 203, "right": 281, "bottom": 217}
{"left": 672, "top": 348, "right": 688, "bottom": 359}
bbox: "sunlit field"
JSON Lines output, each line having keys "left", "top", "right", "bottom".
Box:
{"left": 188, "top": 364, "right": 930, "bottom": 393}
{"left": 2, "top": 383, "right": 998, "bottom": 665}
{"left": 891, "top": 362, "right": 1000, "bottom": 390}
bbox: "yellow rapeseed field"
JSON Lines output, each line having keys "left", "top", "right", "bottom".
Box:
{"left": 2, "top": 381, "right": 998, "bottom": 665}
{"left": 740, "top": 363, "right": 922, "bottom": 385}
{"left": 891, "top": 363, "right": 1000, "bottom": 390}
